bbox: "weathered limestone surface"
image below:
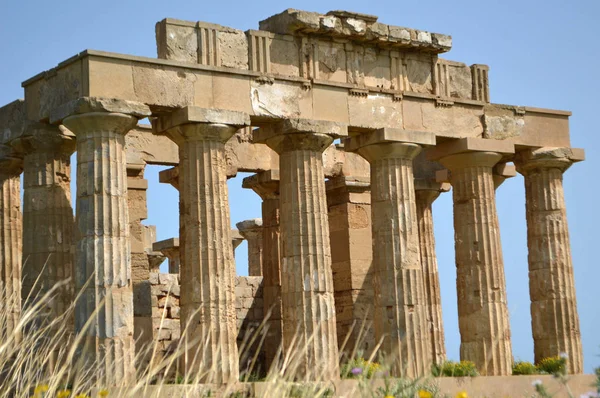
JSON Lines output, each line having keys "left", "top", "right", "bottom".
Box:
{"left": 155, "top": 107, "right": 249, "bottom": 383}
{"left": 14, "top": 123, "right": 76, "bottom": 334}
{"left": 236, "top": 219, "right": 264, "bottom": 276}
{"left": 515, "top": 147, "right": 584, "bottom": 374}
{"left": 325, "top": 176, "right": 374, "bottom": 359}
{"left": 435, "top": 142, "right": 513, "bottom": 376}
{"left": 242, "top": 170, "right": 282, "bottom": 371}
{"left": 255, "top": 120, "right": 342, "bottom": 381}
{"left": 0, "top": 7, "right": 587, "bottom": 384}
{"left": 58, "top": 98, "right": 151, "bottom": 385}
{"left": 0, "top": 146, "right": 23, "bottom": 336}
{"left": 414, "top": 180, "right": 448, "bottom": 365}
{"left": 126, "top": 163, "right": 154, "bottom": 369}
{"left": 346, "top": 130, "right": 433, "bottom": 377}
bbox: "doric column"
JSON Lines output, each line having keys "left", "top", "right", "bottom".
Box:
{"left": 236, "top": 219, "right": 263, "bottom": 276}
{"left": 515, "top": 147, "right": 584, "bottom": 374}
{"left": 242, "top": 170, "right": 282, "bottom": 371}
{"left": 0, "top": 145, "right": 23, "bottom": 337}
{"left": 414, "top": 179, "right": 449, "bottom": 366}
{"left": 429, "top": 137, "right": 514, "bottom": 376}
{"left": 13, "top": 123, "right": 76, "bottom": 339}
{"left": 154, "top": 107, "right": 249, "bottom": 383}
{"left": 325, "top": 176, "right": 375, "bottom": 360}
{"left": 153, "top": 238, "right": 180, "bottom": 274}
{"left": 52, "top": 97, "right": 151, "bottom": 385}
{"left": 345, "top": 128, "right": 434, "bottom": 378}
{"left": 255, "top": 119, "right": 344, "bottom": 381}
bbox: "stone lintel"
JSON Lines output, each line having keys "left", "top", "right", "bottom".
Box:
{"left": 414, "top": 178, "right": 450, "bottom": 192}
{"left": 344, "top": 128, "right": 436, "bottom": 153}
{"left": 153, "top": 106, "right": 250, "bottom": 134}
{"left": 152, "top": 238, "right": 180, "bottom": 252}
{"left": 50, "top": 97, "right": 151, "bottom": 124}
{"left": 254, "top": 118, "right": 348, "bottom": 144}
{"left": 158, "top": 166, "right": 179, "bottom": 190}
{"left": 427, "top": 137, "right": 515, "bottom": 161}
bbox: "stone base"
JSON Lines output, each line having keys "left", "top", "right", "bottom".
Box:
{"left": 89, "top": 375, "right": 597, "bottom": 397}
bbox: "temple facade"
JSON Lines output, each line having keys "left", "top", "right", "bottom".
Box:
{"left": 0, "top": 8, "right": 584, "bottom": 384}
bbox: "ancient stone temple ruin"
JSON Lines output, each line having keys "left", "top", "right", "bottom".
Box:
{"left": 0, "top": 8, "right": 584, "bottom": 385}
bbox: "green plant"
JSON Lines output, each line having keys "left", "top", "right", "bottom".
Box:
{"left": 432, "top": 361, "right": 478, "bottom": 377}
{"left": 376, "top": 377, "right": 441, "bottom": 398}
{"left": 536, "top": 356, "right": 567, "bottom": 375}
{"left": 512, "top": 361, "right": 538, "bottom": 375}
{"left": 340, "top": 357, "right": 382, "bottom": 379}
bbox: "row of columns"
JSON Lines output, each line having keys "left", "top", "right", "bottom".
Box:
{"left": 0, "top": 99, "right": 585, "bottom": 384}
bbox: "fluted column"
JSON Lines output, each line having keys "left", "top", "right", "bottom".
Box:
{"left": 346, "top": 129, "right": 435, "bottom": 378}
{"left": 0, "top": 146, "right": 23, "bottom": 337}
{"left": 155, "top": 107, "right": 249, "bottom": 384}
{"left": 14, "top": 124, "right": 76, "bottom": 334}
{"left": 515, "top": 147, "right": 584, "bottom": 374}
{"left": 55, "top": 98, "right": 151, "bottom": 386}
{"left": 414, "top": 181, "right": 448, "bottom": 366}
{"left": 438, "top": 150, "right": 512, "bottom": 376}
{"left": 236, "top": 219, "right": 263, "bottom": 276}
{"left": 255, "top": 119, "right": 344, "bottom": 381}
{"left": 242, "top": 170, "right": 282, "bottom": 371}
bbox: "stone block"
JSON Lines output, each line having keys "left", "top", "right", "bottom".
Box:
{"left": 50, "top": 97, "right": 151, "bottom": 124}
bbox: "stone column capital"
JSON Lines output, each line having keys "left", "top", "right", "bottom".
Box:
{"left": 414, "top": 179, "right": 448, "bottom": 206}
{"left": 11, "top": 122, "right": 76, "bottom": 156}
{"left": 167, "top": 123, "right": 241, "bottom": 145}
{"left": 236, "top": 218, "right": 263, "bottom": 240}
{"left": 242, "top": 170, "right": 280, "bottom": 200}
{"left": 153, "top": 106, "right": 250, "bottom": 146}
{"left": 439, "top": 151, "right": 503, "bottom": 171}
{"left": 63, "top": 112, "right": 139, "bottom": 137}
{"left": 0, "top": 145, "right": 23, "bottom": 176}
{"left": 515, "top": 147, "right": 585, "bottom": 175}
{"left": 358, "top": 142, "right": 422, "bottom": 162}
{"left": 254, "top": 118, "right": 347, "bottom": 154}
{"left": 49, "top": 97, "right": 151, "bottom": 125}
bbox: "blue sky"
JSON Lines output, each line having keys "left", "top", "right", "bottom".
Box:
{"left": 1, "top": 0, "right": 598, "bottom": 373}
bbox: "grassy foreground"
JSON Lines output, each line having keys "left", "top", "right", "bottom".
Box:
{"left": 0, "top": 280, "right": 598, "bottom": 398}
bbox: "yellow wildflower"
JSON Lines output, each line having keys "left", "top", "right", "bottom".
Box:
{"left": 34, "top": 385, "right": 49, "bottom": 394}
{"left": 384, "top": 396, "right": 394, "bottom": 398}
{"left": 419, "top": 390, "right": 433, "bottom": 398}
{"left": 98, "top": 390, "right": 109, "bottom": 397}
{"left": 456, "top": 392, "right": 468, "bottom": 398}
{"left": 57, "top": 390, "right": 71, "bottom": 398}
